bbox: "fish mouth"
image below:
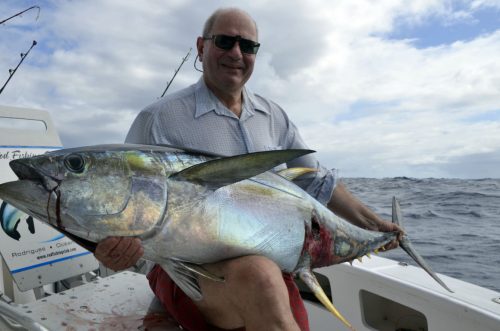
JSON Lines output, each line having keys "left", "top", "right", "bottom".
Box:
{"left": 10, "top": 159, "right": 59, "bottom": 191}
{"left": 10, "top": 159, "right": 42, "bottom": 180}
{"left": 0, "top": 180, "right": 52, "bottom": 225}
{"left": 7, "top": 159, "right": 62, "bottom": 227}
{"left": 0, "top": 180, "right": 88, "bottom": 249}
{"left": 0, "top": 160, "right": 56, "bottom": 240}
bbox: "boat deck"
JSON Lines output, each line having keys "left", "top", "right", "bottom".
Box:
{"left": 3, "top": 257, "right": 498, "bottom": 331}
{"left": 2, "top": 271, "right": 180, "bottom": 331}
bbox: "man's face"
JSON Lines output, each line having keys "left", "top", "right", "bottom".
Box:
{"left": 197, "top": 11, "right": 258, "bottom": 96}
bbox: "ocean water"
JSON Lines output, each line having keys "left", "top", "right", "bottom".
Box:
{"left": 342, "top": 177, "right": 500, "bottom": 293}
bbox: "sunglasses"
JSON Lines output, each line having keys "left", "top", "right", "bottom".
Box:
{"left": 204, "top": 34, "right": 260, "bottom": 54}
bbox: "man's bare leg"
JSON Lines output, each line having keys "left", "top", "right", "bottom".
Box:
{"left": 196, "top": 255, "right": 301, "bottom": 331}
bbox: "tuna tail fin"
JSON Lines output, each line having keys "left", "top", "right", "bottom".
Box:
{"left": 170, "top": 149, "right": 315, "bottom": 190}
{"left": 298, "top": 268, "right": 355, "bottom": 331}
{"left": 392, "top": 197, "right": 454, "bottom": 293}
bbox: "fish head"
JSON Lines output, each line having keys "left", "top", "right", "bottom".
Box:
{"left": 302, "top": 207, "right": 397, "bottom": 269}
{"left": 0, "top": 147, "right": 168, "bottom": 242}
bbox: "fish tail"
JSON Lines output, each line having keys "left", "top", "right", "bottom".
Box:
{"left": 392, "top": 197, "right": 453, "bottom": 293}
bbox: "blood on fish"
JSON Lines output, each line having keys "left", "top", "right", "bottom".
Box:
{"left": 303, "top": 212, "right": 335, "bottom": 268}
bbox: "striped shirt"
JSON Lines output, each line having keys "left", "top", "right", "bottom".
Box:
{"left": 125, "top": 77, "right": 337, "bottom": 205}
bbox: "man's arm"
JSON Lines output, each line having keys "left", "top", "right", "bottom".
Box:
{"left": 327, "top": 182, "right": 403, "bottom": 250}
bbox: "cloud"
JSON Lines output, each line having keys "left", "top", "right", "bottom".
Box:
{"left": 436, "top": 150, "right": 500, "bottom": 178}
{"left": 1, "top": 0, "right": 500, "bottom": 178}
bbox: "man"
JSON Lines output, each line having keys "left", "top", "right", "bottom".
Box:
{"left": 94, "top": 7, "right": 402, "bottom": 331}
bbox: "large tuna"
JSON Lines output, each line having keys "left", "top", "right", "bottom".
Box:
{"left": 0, "top": 144, "right": 452, "bottom": 330}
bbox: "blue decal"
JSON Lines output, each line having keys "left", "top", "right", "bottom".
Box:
{"left": 11, "top": 252, "right": 93, "bottom": 274}
{"left": 0, "top": 202, "right": 25, "bottom": 240}
{"left": 41, "top": 234, "right": 66, "bottom": 243}
{"left": 0, "top": 145, "right": 62, "bottom": 149}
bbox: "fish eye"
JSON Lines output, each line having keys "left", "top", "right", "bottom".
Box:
{"left": 64, "top": 154, "right": 85, "bottom": 173}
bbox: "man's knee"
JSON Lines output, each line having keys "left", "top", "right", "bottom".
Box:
{"left": 224, "top": 255, "right": 286, "bottom": 297}
{"left": 196, "top": 256, "right": 298, "bottom": 330}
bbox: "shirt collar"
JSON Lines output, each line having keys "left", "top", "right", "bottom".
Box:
{"left": 194, "top": 78, "right": 270, "bottom": 119}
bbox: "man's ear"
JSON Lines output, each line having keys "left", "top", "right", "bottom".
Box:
{"left": 196, "top": 37, "right": 204, "bottom": 61}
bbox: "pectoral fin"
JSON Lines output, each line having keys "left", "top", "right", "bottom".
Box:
{"left": 160, "top": 259, "right": 224, "bottom": 301}
{"left": 298, "top": 268, "right": 355, "bottom": 331}
{"left": 170, "top": 149, "right": 315, "bottom": 190}
{"left": 392, "top": 197, "right": 453, "bottom": 293}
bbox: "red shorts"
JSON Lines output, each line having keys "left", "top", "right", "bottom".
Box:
{"left": 147, "top": 264, "right": 310, "bottom": 331}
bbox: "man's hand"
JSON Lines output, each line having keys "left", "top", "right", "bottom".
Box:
{"left": 371, "top": 218, "right": 403, "bottom": 251}
{"left": 94, "top": 237, "right": 144, "bottom": 271}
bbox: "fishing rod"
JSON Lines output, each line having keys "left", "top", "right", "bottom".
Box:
{"left": 0, "top": 6, "right": 41, "bottom": 96}
{"left": 0, "top": 5, "right": 40, "bottom": 25}
{"left": 160, "top": 48, "right": 192, "bottom": 98}
{"left": 0, "top": 40, "right": 37, "bottom": 96}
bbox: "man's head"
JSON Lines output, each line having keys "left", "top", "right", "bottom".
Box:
{"left": 197, "top": 8, "right": 259, "bottom": 98}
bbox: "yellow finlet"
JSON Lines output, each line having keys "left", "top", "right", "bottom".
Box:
{"left": 299, "top": 269, "right": 355, "bottom": 331}
{"left": 314, "top": 284, "right": 355, "bottom": 331}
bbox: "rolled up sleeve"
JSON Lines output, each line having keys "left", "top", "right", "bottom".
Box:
{"left": 298, "top": 165, "right": 338, "bottom": 206}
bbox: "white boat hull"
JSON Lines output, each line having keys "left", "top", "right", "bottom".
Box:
{"left": 307, "top": 256, "right": 500, "bottom": 331}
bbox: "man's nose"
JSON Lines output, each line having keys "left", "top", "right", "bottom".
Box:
{"left": 226, "top": 41, "right": 243, "bottom": 58}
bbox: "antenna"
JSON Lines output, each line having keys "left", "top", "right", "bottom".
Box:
{"left": 160, "top": 48, "right": 192, "bottom": 98}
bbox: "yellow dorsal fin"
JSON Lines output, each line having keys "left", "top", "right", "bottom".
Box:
{"left": 277, "top": 167, "right": 317, "bottom": 181}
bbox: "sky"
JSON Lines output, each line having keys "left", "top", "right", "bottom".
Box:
{"left": 1, "top": 0, "right": 499, "bottom": 178}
